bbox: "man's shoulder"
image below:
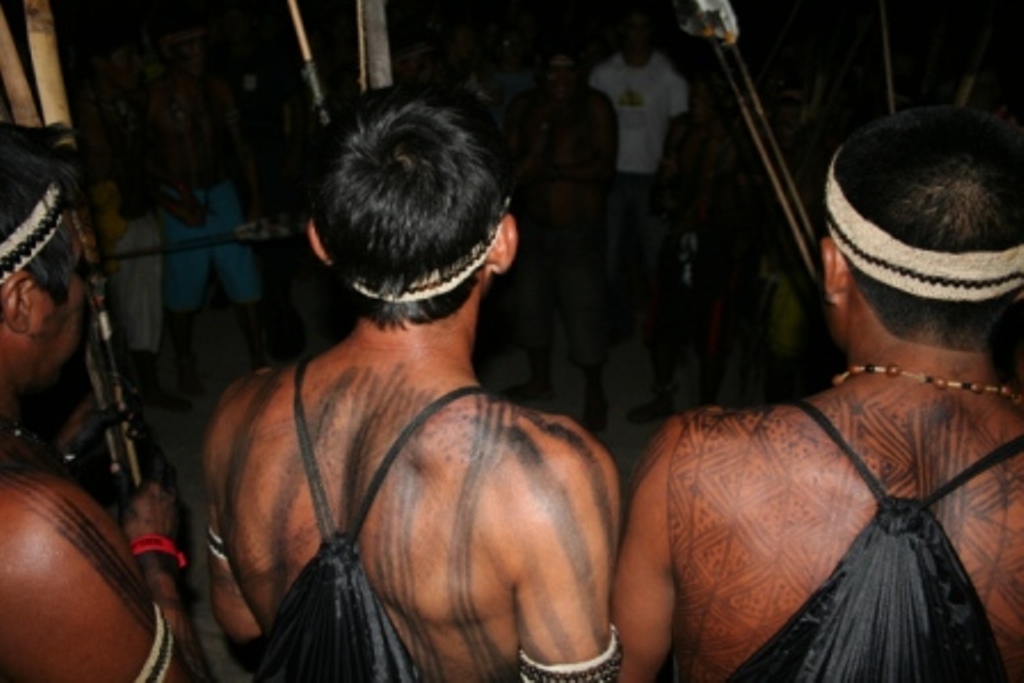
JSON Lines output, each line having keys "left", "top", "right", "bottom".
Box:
{"left": 220, "top": 365, "right": 287, "bottom": 406}
{"left": 204, "top": 367, "right": 290, "bottom": 460}
{"left": 661, "top": 402, "right": 783, "bottom": 440}
{"left": 652, "top": 403, "right": 809, "bottom": 473}
{"left": 481, "top": 398, "right": 618, "bottom": 493}
{"left": 475, "top": 400, "right": 620, "bottom": 558}
{"left": 0, "top": 463, "right": 114, "bottom": 572}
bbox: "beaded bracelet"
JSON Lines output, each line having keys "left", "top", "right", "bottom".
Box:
{"left": 131, "top": 534, "right": 188, "bottom": 569}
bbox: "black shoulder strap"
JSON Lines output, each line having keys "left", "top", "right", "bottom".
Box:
{"left": 921, "top": 432, "right": 1024, "bottom": 508}
{"left": 794, "top": 400, "right": 887, "bottom": 502}
{"left": 351, "top": 385, "right": 486, "bottom": 537}
{"left": 293, "top": 358, "right": 336, "bottom": 540}
{"left": 795, "top": 400, "right": 1024, "bottom": 508}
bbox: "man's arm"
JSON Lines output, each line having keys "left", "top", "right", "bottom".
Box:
{"left": 612, "top": 421, "right": 679, "bottom": 682}
{"left": 503, "top": 418, "right": 621, "bottom": 667}
{"left": 0, "top": 471, "right": 207, "bottom": 681}
{"left": 201, "top": 381, "right": 264, "bottom": 642}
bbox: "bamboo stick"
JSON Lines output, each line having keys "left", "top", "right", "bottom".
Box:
{"left": 24, "top": 0, "right": 69, "bottom": 125}
{"left": 361, "top": 0, "right": 392, "bottom": 89}
{"left": 286, "top": 0, "right": 330, "bottom": 124}
{"left": 0, "top": 4, "right": 41, "bottom": 126}
{"left": 22, "top": 0, "right": 141, "bottom": 488}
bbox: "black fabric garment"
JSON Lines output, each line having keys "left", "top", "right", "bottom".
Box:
{"left": 730, "top": 400, "right": 1024, "bottom": 683}
{"left": 255, "top": 360, "right": 485, "bottom": 682}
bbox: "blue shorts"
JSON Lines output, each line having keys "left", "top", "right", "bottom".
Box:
{"left": 161, "top": 180, "right": 262, "bottom": 311}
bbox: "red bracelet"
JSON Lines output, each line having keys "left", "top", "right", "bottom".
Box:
{"left": 130, "top": 534, "right": 187, "bottom": 569}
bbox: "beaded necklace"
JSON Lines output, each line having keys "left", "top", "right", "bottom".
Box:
{"left": 833, "top": 363, "right": 1021, "bottom": 403}
{"left": 0, "top": 416, "right": 48, "bottom": 446}
{"left": 0, "top": 415, "right": 75, "bottom": 466}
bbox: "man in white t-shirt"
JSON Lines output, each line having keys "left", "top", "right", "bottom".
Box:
{"left": 589, "top": 6, "right": 688, "bottom": 337}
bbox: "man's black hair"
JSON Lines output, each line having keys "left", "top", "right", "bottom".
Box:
{"left": 309, "top": 84, "right": 513, "bottom": 327}
{"left": 832, "top": 106, "right": 1024, "bottom": 351}
{"left": 0, "top": 124, "right": 80, "bottom": 304}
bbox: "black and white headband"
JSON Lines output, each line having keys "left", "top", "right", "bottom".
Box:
{"left": 348, "top": 200, "right": 509, "bottom": 304}
{"left": 825, "top": 160, "right": 1024, "bottom": 302}
{"left": 0, "top": 184, "right": 63, "bottom": 287}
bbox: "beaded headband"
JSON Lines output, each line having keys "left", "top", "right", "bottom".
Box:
{"left": 349, "top": 222, "right": 502, "bottom": 304}
{"left": 0, "top": 184, "right": 63, "bottom": 287}
{"left": 825, "top": 159, "right": 1024, "bottom": 302}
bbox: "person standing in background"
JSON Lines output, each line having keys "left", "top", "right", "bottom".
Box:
{"left": 589, "top": 5, "right": 688, "bottom": 340}
{"left": 75, "top": 12, "right": 191, "bottom": 412}
{"left": 146, "top": 4, "right": 266, "bottom": 396}
{"left": 503, "top": 41, "right": 617, "bottom": 432}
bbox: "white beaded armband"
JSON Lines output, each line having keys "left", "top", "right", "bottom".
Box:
{"left": 519, "top": 626, "right": 621, "bottom": 683}
{"left": 207, "top": 525, "right": 228, "bottom": 561}
{"left": 134, "top": 604, "right": 173, "bottom": 683}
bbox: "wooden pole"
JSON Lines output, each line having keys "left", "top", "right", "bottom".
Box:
{"left": 286, "top": 0, "right": 330, "bottom": 125}
{"left": 713, "top": 41, "right": 818, "bottom": 284}
{"left": 24, "top": 0, "right": 69, "bottom": 125}
{"left": 360, "top": 0, "right": 392, "bottom": 89}
{"left": 0, "top": 4, "right": 41, "bottom": 126}
{"left": 731, "top": 43, "right": 817, "bottom": 256}
{"left": 878, "top": 0, "right": 895, "bottom": 115}
{"left": 23, "top": 0, "right": 141, "bottom": 488}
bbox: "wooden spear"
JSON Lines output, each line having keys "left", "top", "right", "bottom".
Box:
{"left": 23, "top": 0, "right": 142, "bottom": 488}
{"left": 286, "top": 0, "right": 330, "bottom": 125}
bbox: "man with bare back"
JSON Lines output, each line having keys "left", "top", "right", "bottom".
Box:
{"left": 614, "top": 106, "right": 1024, "bottom": 681}
{"left": 0, "top": 124, "right": 210, "bottom": 682}
{"left": 503, "top": 42, "right": 617, "bottom": 432}
{"left": 203, "top": 85, "right": 622, "bottom": 681}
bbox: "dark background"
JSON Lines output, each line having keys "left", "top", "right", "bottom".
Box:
{"left": 1, "top": 0, "right": 1018, "bottom": 118}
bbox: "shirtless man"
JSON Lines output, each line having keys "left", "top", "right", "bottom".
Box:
{"left": 203, "top": 85, "right": 621, "bottom": 681}
{"left": 614, "top": 106, "right": 1024, "bottom": 680}
{"left": 503, "top": 44, "right": 617, "bottom": 431}
{"left": 146, "top": 6, "right": 265, "bottom": 394}
{"left": 0, "top": 124, "right": 209, "bottom": 681}
{"left": 75, "top": 15, "right": 191, "bottom": 412}
{"left": 628, "top": 78, "right": 739, "bottom": 422}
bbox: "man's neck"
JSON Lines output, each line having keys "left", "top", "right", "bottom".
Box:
{"left": 846, "top": 335, "right": 999, "bottom": 386}
{"left": 344, "top": 306, "right": 481, "bottom": 384}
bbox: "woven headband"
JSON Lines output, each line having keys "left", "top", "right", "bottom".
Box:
{"left": 0, "top": 184, "right": 63, "bottom": 287}
{"left": 350, "top": 222, "right": 502, "bottom": 303}
{"left": 825, "top": 160, "right": 1024, "bottom": 302}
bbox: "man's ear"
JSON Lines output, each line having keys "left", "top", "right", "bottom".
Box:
{"left": 0, "top": 271, "right": 37, "bottom": 335}
{"left": 820, "top": 236, "right": 851, "bottom": 307}
{"left": 486, "top": 213, "right": 518, "bottom": 276}
{"left": 306, "top": 220, "right": 333, "bottom": 266}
